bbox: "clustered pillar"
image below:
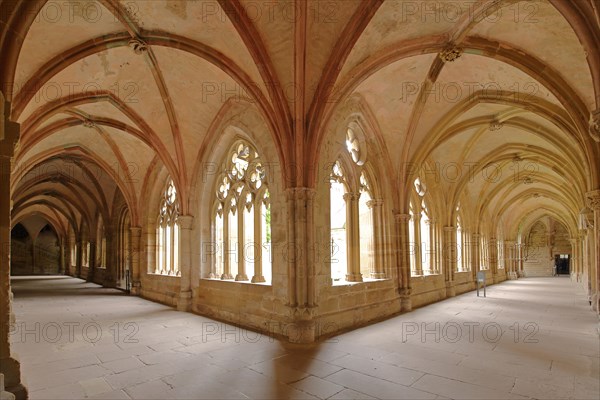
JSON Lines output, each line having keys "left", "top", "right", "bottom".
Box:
{"left": 489, "top": 238, "right": 498, "bottom": 283}
{"left": 343, "top": 192, "right": 362, "bottom": 282}
{"left": 367, "top": 199, "right": 385, "bottom": 279}
{"left": 443, "top": 226, "right": 456, "bottom": 297}
{"left": 130, "top": 227, "right": 142, "bottom": 295}
{"left": 471, "top": 233, "right": 481, "bottom": 282}
{"left": 395, "top": 213, "right": 412, "bottom": 312}
{"left": 585, "top": 190, "right": 600, "bottom": 312}
{"left": 177, "top": 215, "right": 194, "bottom": 311}
{"left": 0, "top": 94, "right": 27, "bottom": 399}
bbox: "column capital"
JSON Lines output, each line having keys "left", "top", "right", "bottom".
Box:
{"left": 394, "top": 213, "right": 411, "bottom": 223}
{"left": 366, "top": 199, "right": 383, "bottom": 208}
{"left": 472, "top": 233, "right": 481, "bottom": 239}
{"left": 589, "top": 109, "right": 600, "bottom": 142}
{"left": 285, "top": 187, "right": 316, "bottom": 201}
{"left": 585, "top": 190, "right": 600, "bottom": 210}
{"left": 443, "top": 226, "right": 456, "bottom": 232}
{"left": 342, "top": 192, "right": 360, "bottom": 202}
{"left": 178, "top": 215, "right": 194, "bottom": 230}
{"left": 0, "top": 99, "right": 20, "bottom": 158}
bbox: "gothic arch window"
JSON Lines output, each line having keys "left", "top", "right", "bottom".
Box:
{"left": 456, "top": 214, "right": 469, "bottom": 272}
{"left": 70, "top": 226, "right": 77, "bottom": 267}
{"left": 409, "top": 178, "right": 439, "bottom": 276}
{"left": 81, "top": 222, "right": 90, "bottom": 268}
{"left": 329, "top": 126, "right": 385, "bottom": 283}
{"left": 358, "top": 172, "right": 376, "bottom": 278}
{"left": 156, "top": 179, "right": 180, "bottom": 276}
{"left": 480, "top": 235, "right": 489, "bottom": 270}
{"left": 497, "top": 232, "right": 505, "bottom": 269}
{"left": 497, "top": 239, "right": 504, "bottom": 269}
{"left": 330, "top": 161, "right": 348, "bottom": 282}
{"left": 420, "top": 199, "right": 432, "bottom": 274}
{"left": 409, "top": 202, "right": 417, "bottom": 275}
{"left": 118, "top": 209, "right": 131, "bottom": 286}
{"left": 212, "top": 140, "right": 271, "bottom": 283}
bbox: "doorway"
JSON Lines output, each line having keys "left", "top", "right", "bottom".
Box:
{"left": 554, "top": 254, "right": 570, "bottom": 275}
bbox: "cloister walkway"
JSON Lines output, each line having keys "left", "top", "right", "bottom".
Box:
{"left": 9, "top": 276, "right": 599, "bottom": 400}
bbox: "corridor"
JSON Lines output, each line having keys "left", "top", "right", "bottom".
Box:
{"left": 9, "top": 276, "right": 599, "bottom": 400}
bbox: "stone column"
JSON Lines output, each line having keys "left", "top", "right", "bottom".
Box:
{"left": 569, "top": 237, "right": 579, "bottom": 282}
{"left": 462, "top": 230, "right": 469, "bottom": 272}
{"left": 413, "top": 213, "right": 423, "bottom": 276}
{"left": 517, "top": 242, "right": 525, "bottom": 277}
{"left": 395, "top": 213, "right": 412, "bottom": 312}
{"left": 471, "top": 233, "right": 481, "bottom": 283}
{"left": 221, "top": 209, "right": 233, "bottom": 280}
{"left": 251, "top": 203, "right": 265, "bottom": 283}
{"left": 235, "top": 206, "right": 248, "bottom": 281}
{"left": 505, "top": 241, "right": 517, "bottom": 279}
{"left": 428, "top": 219, "right": 437, "bottom": 275}
{"left": 59, "top": 240, "right": 66, "bottom": 275}
{"left": 284, "top": 187, "right": 317, "bottom": 343}
{"left": 0, "top": 95, "right": 27, "bottom": 399}
{"left": 75, "top": 238, "right": 82, "bottom": 278}
{"left": 585, "top": 190, "right": 600, "bottom": 312}
{"left": 129, "top": 227, "right": 142, "bottom": 295}
{"left": 343, "top": 192, "right": 362, "bottom": 282}
{"left": 576, "top": 234, "right": 584, "bottom": 283}
{"left": 367, "top": 199, "right": 385, "bottom": 279}
{"left": 443, "top": 226, "right": 456, "bottom": 297}
{"left": 87, "top": 240, "right": 96, "bottom": 282}
{"left": 489, "top": 237, "right": 499, "bottom": 283}
{"left": 177, "top": 215, "right": 194, "bottom": 311}
{"left": 103, "top": 233, "right": 116, "bottom": 288}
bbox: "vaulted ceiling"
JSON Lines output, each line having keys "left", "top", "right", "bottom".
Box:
{"left": 1, "top": 0, "right": 598, "bottom": 241}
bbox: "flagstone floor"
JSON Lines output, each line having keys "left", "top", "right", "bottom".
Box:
{"left": 9, "top": 275, "right": 599, "bottom": 399}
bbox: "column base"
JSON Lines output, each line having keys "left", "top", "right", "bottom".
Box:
{"left": 445, "top": 281, "right": 455, "bottom": 297}
{"left": 0, "top": 358, "right": 27, "bottom": 400}
{"left": 401, "top": 295, "right": 412, "bottom": 312}
{"left": 235, "top": 274, "right": 249, "bottom": 282}
{"left": 370, "top": 273, "right": 386, "bottom": 279}
{"left": 508, "top": 271, "right": 518, "bottom": 280}
{"left": 285, "top": 320, "right": 316, "bottom": 343}
{"left": 251, "top": 275, "right": 266, "bottom": 283}
{"left": 177, "top": 291, "right": 192, "bottom": 312}
{"left": 345, "top": 273, "right": 363, "bottom": 282}
{"left": 220, "top": 273, "right": 233, "bottom": 280}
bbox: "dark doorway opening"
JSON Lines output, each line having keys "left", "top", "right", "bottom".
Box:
{"left": 11, "top": 223, "right": 60, "bottom": 275}
{"left": 554, "top": 254, "right": 570, "bottom": 275}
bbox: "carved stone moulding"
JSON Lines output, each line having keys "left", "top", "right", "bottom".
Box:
{"left": 589, "top": 109, "right": 600, "bottom": 142}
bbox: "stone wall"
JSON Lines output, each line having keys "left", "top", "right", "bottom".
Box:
{"left": 141, "top": 275, "right": 181, "bottom": 307}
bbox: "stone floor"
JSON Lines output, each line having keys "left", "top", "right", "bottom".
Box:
{"left": 9, "top": 275, "right": 599, "bottom": 400}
